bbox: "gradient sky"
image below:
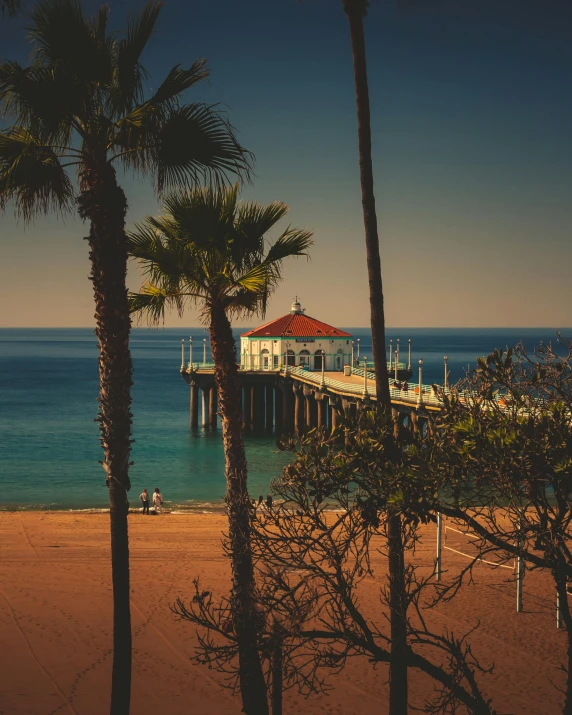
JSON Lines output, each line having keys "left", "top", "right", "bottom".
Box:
{"left": 1, "top": 0, "right": 571, "bottom": 328}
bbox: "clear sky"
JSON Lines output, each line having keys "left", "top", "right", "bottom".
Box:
{"left": 1, "top": 0, "right": 571, "bottom": 328}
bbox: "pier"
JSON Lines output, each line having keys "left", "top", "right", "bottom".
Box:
{"left": 180, "top": 352, "right": 445, "bottom": 437}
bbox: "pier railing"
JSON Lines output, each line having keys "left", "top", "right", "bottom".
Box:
{"left": 281, "top": 365, "right": 443, "bottom": 407}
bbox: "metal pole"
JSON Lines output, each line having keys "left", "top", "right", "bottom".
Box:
{"left": 271, "top": 629, "right": 283, "bottom": 715}
{"left": 389, "top": 339, "right": 393, "bottom": 371}
{"left": 181, "top": 339, "right": 185, "bottom": 369}
{"left": 357, "top": 338, "right": 360, "bottom": 359}
{"left": 394, "top": 350, "right": 398, "bottom": 381}
{"left": 351, "top": 340, "right": 354, "bottom": 366}
{"left": 321, "top": 349, "right": 325, "bottom": 386}
{"left": 189, "top": 337, "right": 193, "bottom": 369}
{"left": 396, "top": 338, "right": 400, "bottom": 369}
{"left": 516, "top": 546, "right": 523, "bottom": 613}
{"left": 408, "top": 338, "right": 411, "bottom": 370}
{"left": 203, "top": 338, "right": 207, "bottom": 365}
{"left": 363, "top": 357, "right": 368, "bottom": 396}
{"left": 417, "top": 359, "right": 424, "bottom": 406}
{"left": 436, "top": 512, "right": 443, "bottom": 581}
{"left": 444, "top": 355, "right": 449, "bottom": 389}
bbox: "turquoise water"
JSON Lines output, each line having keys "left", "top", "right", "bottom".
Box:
{"left": 0, "top": 327, "right": 568, "bottom": 510}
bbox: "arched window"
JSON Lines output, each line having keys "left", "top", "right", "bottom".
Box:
{"left": 286, "top": 349, "right": 296, "bottom": 366}
{"left": 260, "top": 349, "right": 270, "bottom": 370}
{"left": 314, "top": 350, "right": 324, "bottom": 371}
{"left": 299, "top": 349, "right": 310, "bottom": 367}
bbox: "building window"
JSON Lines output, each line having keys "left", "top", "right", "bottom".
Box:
{"left": 299, "top": 349, "right": 310, "bottom": 366}
{"left": 286, "top": 350, "right": 295, "bottom": 366}
{"left": 273, "top": 355, "right": 279, "bottom": 368}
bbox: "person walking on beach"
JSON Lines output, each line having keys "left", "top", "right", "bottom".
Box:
{"left": 140, "top": 488, "right": 150, "bottom": 515}
{"left": 153, "top": 487, "right": 163, "bottom": 515}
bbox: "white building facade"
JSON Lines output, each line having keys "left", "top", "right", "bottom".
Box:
{"left": 240, "top": 300, "right": 353, "bottom": 372}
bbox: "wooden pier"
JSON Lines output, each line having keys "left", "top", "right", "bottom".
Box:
{"left": 180, "top": 360, "right": 444, "bottom": 436}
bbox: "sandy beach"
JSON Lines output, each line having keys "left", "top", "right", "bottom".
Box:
{"left": 0, "top": 511, "right": 565, "bottom": 714}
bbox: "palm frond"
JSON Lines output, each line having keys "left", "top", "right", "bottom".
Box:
{"left": 0, "top": 128, "right": 74, "bottom": 219}
{"left": 0, "top": 61, "right": 83, "bottom": 145}
{"left": 117, "top": 103, "right": 252, "bottom": 192}
{"left": 129, "top": 284, "right": 174, "bottom": 324}
{"left": 264, "top": 228, "right": 314, "bottom": 266}
{"left": 113, "top": 1, "right": 163, "bottom": 115}
{"left": 0, "top": 0, "right": 21, "bottom": 19}
{"left": 29, "top": 0, "right": 114, "bottom": 86}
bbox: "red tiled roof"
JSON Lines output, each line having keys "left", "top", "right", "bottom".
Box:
{"left": 241, "top": 314, "right": 352, "bottom": 338}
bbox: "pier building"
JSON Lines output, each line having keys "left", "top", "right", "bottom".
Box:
{"left": 179, "top": 300, "right": 447, "bottom": 434}
{"left": 239, "top": 299, "right": 352, "bottom": 371}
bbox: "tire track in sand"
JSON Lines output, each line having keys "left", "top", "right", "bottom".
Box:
{"left": 130, "top": 598, "right": 234, "bottom": 701}
{"left": 0, "top": 585, "right": 78, "bottom": 715}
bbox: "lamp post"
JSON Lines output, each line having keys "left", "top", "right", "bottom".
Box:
{"left": 444, "top": 355, "right": 449, "bottom": 390}
{"left": 389, "top": 339, "right": 393, "bottom": 371}
{"left": 181, "top": 339, "right": 185, "bottom": 369}
{"left": 396, "top": 338, "right": 400, "bottom": 369}
{"left": 363, "top": 357, "right": 369, "bottom": 396}
{"left": 203, "top": 338, "right": 207, "bottom": 366}
{"left": 321, "top": 349, "right": 326, "bottom": 386}
{"left": 357, "top": 338, "right": 360, "bottom": 359}
{"left": 417, "top": 359, "right": 424, "bottom": 406}
{"left": 351, "top": 340, "right": 355, "bottom": 366}
{"left": 189, "top": 337, "right": 193, "bottom": 369}
{"left": 408, "top": 338, "right": 412, "bottom": 370}
{"left": 394, "top": 349, "right": 399, "bottom": 381}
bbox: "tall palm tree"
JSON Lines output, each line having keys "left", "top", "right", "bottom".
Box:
{"left": 0, "top": 3, "right": 250, "bottom": 714}
{"left": 342, "top": 2, "right": 407, "bottom": 713}
{"left": 128, "top": 184, "right": 312, "bottom": 715}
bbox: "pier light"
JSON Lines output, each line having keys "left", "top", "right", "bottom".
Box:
{"left": 417, "top": 359, "right": 424, "bottom": 406}
{"left": 363, "top": 356, "right": 369, "bottom": 396}
{"left": 444, "top": 355, "right": 449, "bottom": 390}
{"left": 351, "top": 340, "right": 355, "bottom": 366}
{"left": 396, "top": 338, "right": 400, "bottom": 366}
{"left": 321, "top": 349, "right": 326, "bottom": 386}
{"left": 189, "top": 337, "right": 193, "bottom": 369}
{"left": 394, "top": 349, "right": 399, "bottom": 381}
{"left": 357, "top": 338, "right": 360, "bottom": 359}
{"left": 389, "top": 339, "right": 393, "bottom": 371}
{"left": 181, "top": 339, "right": 185, "bottom": 369}
{"left": 203, "top": 338, "right": 207, "bottom": 365}
{"left": 408, "top": 338, "right": 412, "bottom": 370}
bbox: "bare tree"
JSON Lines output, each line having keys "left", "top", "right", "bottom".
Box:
{"left": 174, "top": 410, "right": 497, "bottom": 714}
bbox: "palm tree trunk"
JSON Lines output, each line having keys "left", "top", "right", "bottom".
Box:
{"left": 79, "top": 165, "right": 133, "bottom": 715}
{"left": 345, "top": 4, "right": 408, "bottom": 713}
{"left": 209, "top": 304, "right": 269, "bottom": 715}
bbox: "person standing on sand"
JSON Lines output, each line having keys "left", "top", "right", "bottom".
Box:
{"left": 139, "top": 488, "right": 150, "bottom": 515}
{"left": 153, "top": 487, "right": 163, "bottom": 515}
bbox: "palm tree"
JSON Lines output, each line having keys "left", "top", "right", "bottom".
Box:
{"left": 128, "top": 184, "right": 312, "bottom": 715}
{"left": 0, "top": 3, "right": 250, "bottom": 714}
{"left": 342, "top": 2, "right": 407, "bottom": 713}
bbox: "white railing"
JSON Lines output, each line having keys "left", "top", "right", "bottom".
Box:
{"left": 281, "top": 365, "right": 444, "bottom": 407}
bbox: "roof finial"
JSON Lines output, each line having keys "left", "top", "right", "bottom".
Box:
{"left": 290, "top": 297, "right": 302, "bottom": 314}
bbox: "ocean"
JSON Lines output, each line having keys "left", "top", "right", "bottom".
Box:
{"left": 0, "top": 327, "right": 567, "bottom": 511}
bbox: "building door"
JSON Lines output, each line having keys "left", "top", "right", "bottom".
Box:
{"left": 314, "top": 351, "right": 323, "bottom": 371}
{"left": 261, "top": 349, "right": 269, "bottom": 370}
{"left": 336, "top": 349, "right": 343, "bottom": 371}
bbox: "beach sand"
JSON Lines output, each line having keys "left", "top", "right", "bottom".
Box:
{"left": 0, "top": 511, "right": 565, "bottom": 714}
